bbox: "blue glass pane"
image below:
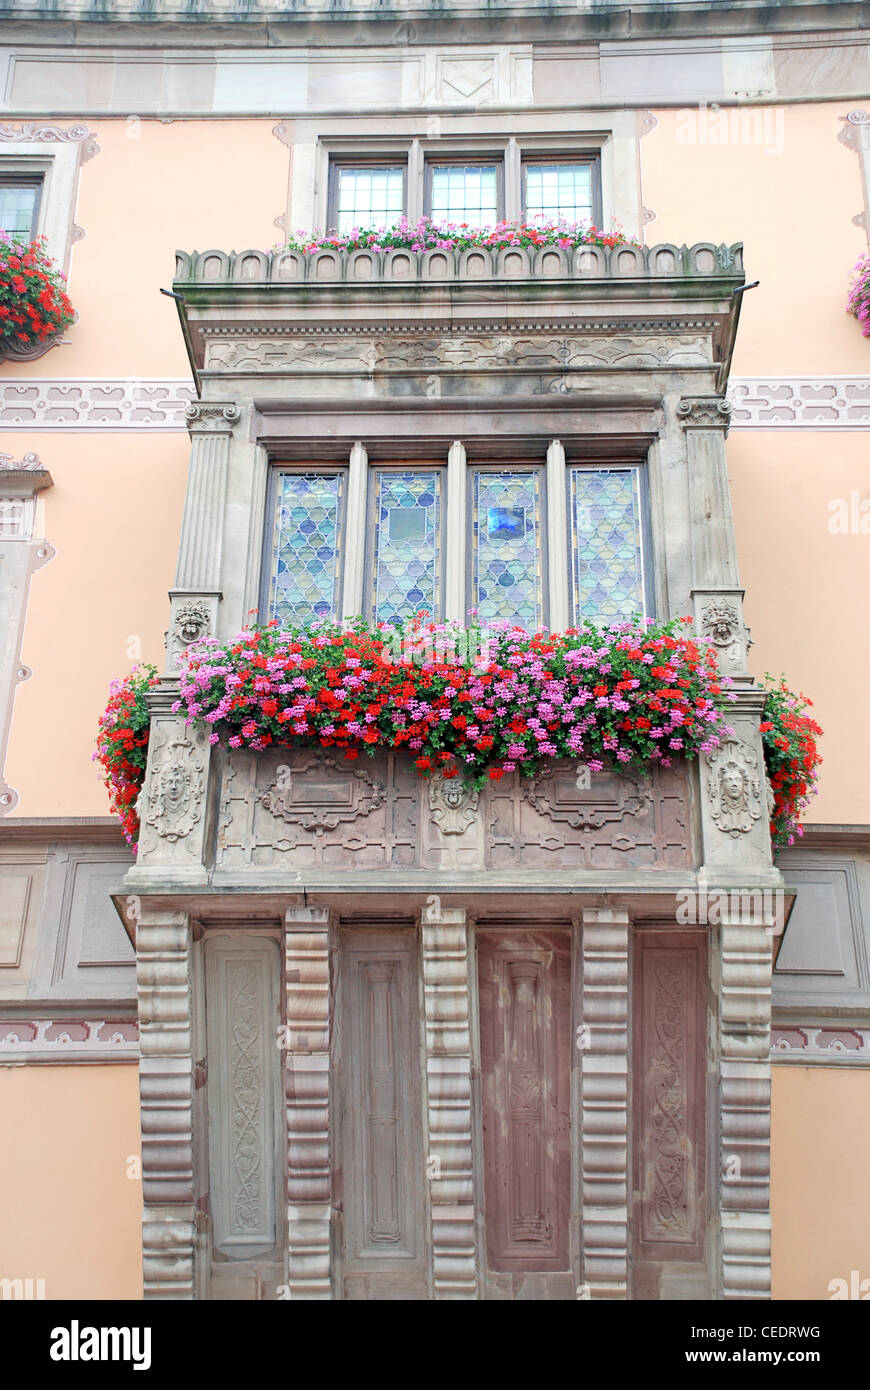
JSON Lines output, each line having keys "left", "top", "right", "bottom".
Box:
{"left": 268, "top": 472, "right": 343, "bottom": 627}
{"left": 371, "top": 470, "right": 442, "bottom": 625}
{"left": 569, "top": 468, "right": 645, "bottom": 622}
{"left": 471, "top": 470, "right": 542, "bottom": 629}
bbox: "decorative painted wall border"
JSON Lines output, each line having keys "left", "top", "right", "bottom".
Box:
{"left": 771, "top": 1026, "right": 870, "bottom": 1064}
{"left": 727, "top": 377, "right": 870, "bottom": 428}
{"left": 0, "top": 379, "right": 196, "bottom": 431}
{"left": 0, "top": 1016, "right": 139, "bottom": 1061}
{"left": 1, "top": 378, "right": 869, "bottom": 431}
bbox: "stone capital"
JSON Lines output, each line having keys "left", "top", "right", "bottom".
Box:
{"left": 677, "top": 395, "right": 732, "bottom": 432}
{"left": 184, "top": 400, "right": 242, "bottom": 434}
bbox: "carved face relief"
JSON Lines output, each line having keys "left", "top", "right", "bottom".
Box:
{"left": 428, "top": 775, "right": 480, "bottom": 835}
{"left": 144, "top": 734, "right": 206, "bottom": 844}
{"left": 707, "top": 740, "right": 763, "bottom": 836}
{"left": 701, "top": 601, "right": 740, "bottom": 649}
{"left": 175, "top": 600, "right": 210, "bottom": 646}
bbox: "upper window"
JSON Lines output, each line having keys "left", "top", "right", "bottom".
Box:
{"left": 522, "top": 160, "right": 599, "bottom": 227}
{"left": 568, "top": 467, "right": 646, "bottom": 624}
{"left": 425, "top": 162, "right": 502, "bottom": 229}
{"left": 0, "top": 176, "right": 42, "bottom": 241}
{"left": 368, "top": 468, "right": 444, "bottom": 625}
{"left": 328, "top": 161, "right": 406, "bottom": 235}
{"left": 470, "top": 468, "right": 544, "bottom": 630}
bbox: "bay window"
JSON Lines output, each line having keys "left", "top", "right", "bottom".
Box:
{"left": 262, "top": 448, "right": 649, "bottom": 632}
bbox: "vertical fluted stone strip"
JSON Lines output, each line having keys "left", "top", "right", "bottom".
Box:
{"left": 175, "top": 403, "right": 240, "bottom": 591}
{"left": 719, "top": 916, "right": 772, "bottom": 1300}
{"left": 678, "top": 401, "right": 739, "bottom": 591}
{"left": 137, "top": 905, "right": 194, "bottom": 1299}
{"left": 285, "top": 905, "right": 332, "bottom": 1299}
{"left": 581, "top": 907, "right": 630, "bottom": 1299}
{"left": 444, "top": 441, "right": 467, "bottom": 625}
{"left": 421, "top": 906, "right": 477, "bottom": 1299}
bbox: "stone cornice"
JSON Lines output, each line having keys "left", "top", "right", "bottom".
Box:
{"left": 0, "top": 0, "right": 863, "bottom": 44}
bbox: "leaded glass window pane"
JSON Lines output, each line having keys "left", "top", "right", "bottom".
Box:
{"left": 370, "top": 469, "right": 443, "bottom": 625}
{"left": 429, "top": 164, "right": 499, "bottom": 229}
{"left": 569, "top": 468, "right": 645, "bottom": 622}
{"left": 470, "top": 470, "right": 543, "bottom": 630}
{"left": 524, "top": 162, "right": 594, "bottom": 225}
{"left": 0, "top": 180, "right": 40, "bottom": 239}
{"left": 334, "top": 166, "right": 405, "bottom": 234}
{"left": 268, "top": 472, "right": 344, "bottom": 627}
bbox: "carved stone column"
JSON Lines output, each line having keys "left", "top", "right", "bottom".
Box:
{"left": 165, "top": 400, "right": 241, "bottom": 674}
{"left": 127, "top": 682, "right": 211, "bottom": 887}
{"left": 284, "top": 903, "right": 332, "bottom": 1299}
{"left": 421, "top": 902, "right": 478, "bottom": 1299}
{"left": 137, "top": 904, "right": 195, "bottom": 1298}
{"left": 580, "top": 906, "right": 630, "bottom": 1299}
{"left": 718, "top": 912, "right": 772, "bottom": 1299}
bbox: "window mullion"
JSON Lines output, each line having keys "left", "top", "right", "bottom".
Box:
{"left": 445, "top": 440, "right": 467, "bottom": 626}
{"left": 546, "top": 439, "right": 569, "bottom": 633}
{"left": 341, "top": 441, "right": 368, "bottom": 621}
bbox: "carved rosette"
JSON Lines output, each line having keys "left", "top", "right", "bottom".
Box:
{"left": 677, "top": 396, "right": 732, "bottom": 432}
{"left": 427, "top": 774, "right": 480, "bottom": 835}
{"left": 706, "top": 738, "right": 763, "bottom": 838}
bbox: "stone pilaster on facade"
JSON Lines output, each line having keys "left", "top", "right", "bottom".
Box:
{"left": 164, "top": 399, "right": 241, "bottom": 674}
{"left": 421, "top": 903, "right": 478, "bottom": 1299}
{"left": 580, "top": 906, "right": 630, "bottom": 1299}
{"left": 718, "top": 914, "right": 773, "bottom": 1300}
{"left": 137, "top": 905, "right": 195, "bottom": 1298}
{"left": 284, "top": 903, "right": 332, "bottom": 1299}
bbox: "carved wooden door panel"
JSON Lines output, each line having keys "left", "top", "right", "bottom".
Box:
{"left": 478, "top": 930, "right": 573, "bottom": 1297}
{"left": 336, "top": 928, "right": 427, "bottom": 1300}
{"left": 202, "top": 933, "right": 284, "bottom": 1300}
{"left": 632, "top": 931, "right": 709, "bottom": 1299}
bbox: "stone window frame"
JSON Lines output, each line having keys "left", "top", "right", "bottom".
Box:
{"left": 520, "top": 153, "right": 603, "bottom": 228}
{"left": 0, "top": 140, "right": 81, "bottom": 273}
{"left": 307, "top": 119, "right": 636, "bottom": 237}
{"left": 325, "top": 154, "right": 409, "bottom": 236}
{"left": 257, "top": 445, "right": 654, "bottom": 632}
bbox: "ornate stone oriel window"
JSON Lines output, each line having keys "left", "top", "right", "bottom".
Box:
{"left": 261, "top": 455, "right": 647, "bottom": 629}
{"left": 522, "top": 159, "right": 600, "bottom": 226}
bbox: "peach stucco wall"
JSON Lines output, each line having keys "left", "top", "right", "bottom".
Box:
{"left": 4, "top": 431, "right": 187, "bottom": 817}
{"left": 771, "top": 1065, "right": 870, "bottom": 1300}
{"left": 728, "top": 430, "right": 870, "bottom": 826}
{"left": 0, "top": 1064, "right": 142, "bottom": 1300}
{"left": 642, "top": 103, "right": 868, "bottom": 375}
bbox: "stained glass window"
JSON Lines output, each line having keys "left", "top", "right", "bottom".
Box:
{"left": 370, "top": 470, "right": 443, "bottom": 625}
{"left": 470, "top": 470, "right": 543, "bottom": 629}
{"left": 569, "top": 468, "right": 645, "bottom": 622}
{"left": 523, "top": 162, "right": 595, "bottom": 225}
{"left": 267, "top": 472, "right": 344, "bottom": 627}
{"left": 333, "top": 165, "right": 405, "bottom": 235}
{"left": 428, "top": 164, "right": 499, "bottom": 229}
{"left": 0, "top": 179, "right": 41, "bottom": 240}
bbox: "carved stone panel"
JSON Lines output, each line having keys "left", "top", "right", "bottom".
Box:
{"left": 338, "top": 929, "right": 427, "bottom": 1300}
{"left": 478, "top": 930, "right": 571, "bottom": 1276}
{"left": 204, "top": 935, "right": 282, "bottom": 1265}
{"left": 217, "top": 748, "right": 418, "bottom": 871}
{"left": 487, "top": 761, "right": 690, "bottom": 869}
{"left": 706, "top": 738, "right": 763, "bottom": 838}
{"left": 633, "top": 933, "right": 707, "bottom": 1286}
{"left": 137, "top": 719, "right": 210, "bottom": 870}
